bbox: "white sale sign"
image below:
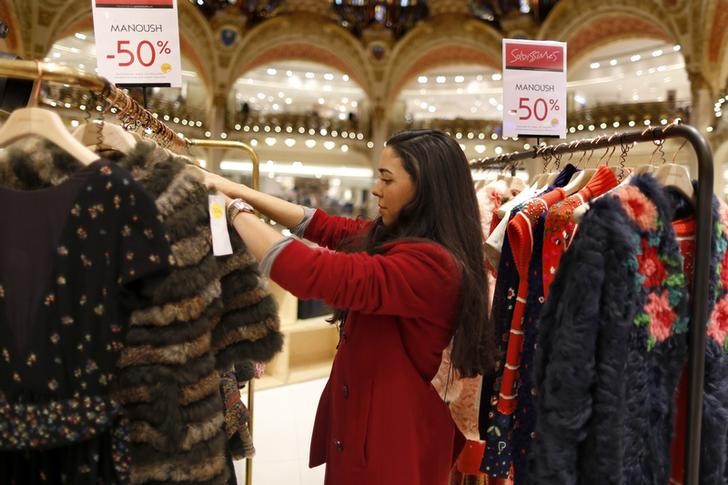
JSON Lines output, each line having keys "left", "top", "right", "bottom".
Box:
{"left": 502, "top": 39, "right": 567, "bottom": 139}
{"left": 92, "top": 0, "right": 182, "bottom": 87}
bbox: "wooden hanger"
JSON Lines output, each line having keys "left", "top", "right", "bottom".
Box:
{"left": 652, "top": 134, "right": 694, "bottom": 202}
{"left": 72, "top": 121, "right": 136, "bottom": 153}
{"left": 0, "top": 62, "right": 97, "bottom": 165}
{"left": 72, "top": 88, "right": 136, "bottom": 153}
{"left": 562, "top": 141, "right": 596, "bottom": 195}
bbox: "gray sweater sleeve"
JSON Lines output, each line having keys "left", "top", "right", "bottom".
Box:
{"left": 289, "top": 206, "right": 316, "bottom": 238}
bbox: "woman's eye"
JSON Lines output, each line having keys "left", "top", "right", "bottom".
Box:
{"left": 381, "top": 179, "right": 393, "bottom": 185}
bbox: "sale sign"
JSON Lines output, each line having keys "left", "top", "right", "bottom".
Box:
{"left": 92, "top": 0, "right": 182, "bottom": 87}
{"left": 502, "top": 39, "right": 567, "bottom": 138}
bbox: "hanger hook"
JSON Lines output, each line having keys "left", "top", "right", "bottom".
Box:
{"left": 29, "top": 60, "right": 43, "bottom": 107}
{"left": 618, "top": 134, "right": 634, "bottom": 182}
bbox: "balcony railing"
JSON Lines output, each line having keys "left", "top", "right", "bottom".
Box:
{"left": 227, "top": 111, "right": 368, "bottom": 142}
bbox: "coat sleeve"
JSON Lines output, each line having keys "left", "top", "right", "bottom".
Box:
{"left": 528, "top": 207, "right": 610, "bottom": 485}
{"left": 269, "top": 239, "right": 460, "bottom": 319}
{"left": 303, "top": 209, "right": 373, "bottom": 250}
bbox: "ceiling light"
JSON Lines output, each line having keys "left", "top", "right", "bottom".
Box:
{"left": 636, "top": 70, "right": 643, "bottom": 76}
{"left": 342, "top": 74, "right": 350, "bottom": 81}
{"left": 673, "top": 45, "right": 681, "bottom": 52}
{"left": 496, "top": 104, "right": 503, "bottom": 112}
{"left": 523, "top": 143, "right": 531, "bottom": 150}
{"left": 351, "top": 100, "right": 358, "bottom": 107}
{"left": 474, "top": 144, "right": 486, "bottom": 154}
{"left": 489, "top": 97, "right": 498, "bottom": 106}
{"left": 588, "top": 125, "right": 595, "bottom": 131}
{"left": 628, "top": 120, "right": 636, "bottom": 127}
{"left": 630, "top": 54, "right": 641, "bottom": 62}
{"left": 234, "top": 124, "right": 241, "bottom": 130}
{"left": 590, "top": 62, "right": 600, "bottom": 69}
{"left": 264, "top": 125, "right": 271, "bottom": 132}
{"left": 657, "top": 65, "right": 666, "bottom": 72}
{"left": 467, "top": 132, "right": 475, "bottom": 139}
{"left": 652, "top": 49, "right": 663, "bottom": 57}
{"left": 265, "top": 137, "right": 276, "bottom": 146}
{"left": 569, "top": 127, "right": 576, "bottom": 133}
{"left": 491, "top": 73, "right": 502, "bottom": 81}
{"left": 707, "top": 126, "right": 714, "bottom": 132}
{"left": 613, "top": 121, "right": 620, "bottom": 128}
{"left": 286, "top": 70, "right": 293, "bottom": 77}
{"left": 600, "top": 122, "right": 607, "bottom": 129}
{"left": 272, "top": 103, "right": 280, "bottom": 110}
{"left": 74, "top": 32, "right": 87, "bottom": 40}
{"left": 632, "top": 94, "right": 640, "bottom": 101}
{"left": 427, "top": 105, "right": 436, "bottom": 113}
{"left": 324, "top": 73, "right": 334, "bottom": 81}
{"left": 220, "top": 161, "right": 372, "bottom": 178}
{"left": 436, "top": 76, "right": 446, "bottom": 83}
{"left": 494, "top": 146, "right": 503, "bottom": 155}
{"left": 298, "top": 127, "right": 305, "bottom": 133}
{"left": 418, "top": 76, "right": 428, "bottom": 84}
{"left": 491, "top": 133, "right": 498, "bottom": 140}
{"left": 574, "top": 95, "right": 586, "bottom": 105}
{"left": 257, "top": 92, "right": 265, "bottom": 99}
{"left": 610, "top": 59, "right": 618, "bottom": 66}
{"left": 53, "top": 52, "right": 61, "bottom": 58}
{"left": 285, "top": 97, "right": 292, "bottom": 104}
{"left": 266, "top": 68, "right": 277, "bottom": 75}
{"left": 470, "top": 107, "right": 478, "bottom": 113}
{"left": 455, "top": 132, "right": 463, "bottom": 139}
{"left": 305, "top": 72, "right": 315, "bottom": 79}
{"left": 644, "top": 119, "right": 651, "bottom": 126}
{"left": 454, "top": 75, "right": 464, "bottom": 83}
{"left": 577, "top": 124, "right": 584, "bottom": 130}
{"left": 305, "top": 139, "right": 316, "bottom": 148}
{"left": 318, "top": 98, "right": 325, "bottom": 104}
{"left": 284, "top": 138, "right": 295, "bottom": 147}
{"left": 323, "top": 141, "right": 336, "bottom": 150}
{"left": 308, "top": 128, "right": 316, "bottom": 135}
{"left": 340, "top": 144, "right": 349, "bottom": 152}
{"left": 367, "top": 141, "right": 374, "bottom": 148}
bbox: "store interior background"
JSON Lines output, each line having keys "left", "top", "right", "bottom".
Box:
{"left": 1, "top": 0, "right": 726, "bottom": 483}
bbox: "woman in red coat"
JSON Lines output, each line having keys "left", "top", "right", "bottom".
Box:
{"left": 201, "top": 129, "right": 494, "bottom": 484}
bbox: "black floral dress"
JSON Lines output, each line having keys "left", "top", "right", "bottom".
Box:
{"left": 0, "top": 159, "right": 171, "bottom": 484}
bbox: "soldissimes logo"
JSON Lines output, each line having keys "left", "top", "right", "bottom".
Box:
{"left": 504, "top": 43, "right": 564, "bottom": 72}
{"left": 508, "top": 49, "right": 558, "bottom": 65}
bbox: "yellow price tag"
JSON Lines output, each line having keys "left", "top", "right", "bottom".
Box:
{"left": 210, "top": 202, "right": 224, "bottom": 220}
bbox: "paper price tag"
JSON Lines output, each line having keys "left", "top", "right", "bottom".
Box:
{"left": 92, "top": 0, "right": 182, "bottom": 87}
{"left": 208, "top": 195, "right": 233, "bottom": 257}
{"left": 502, "top": 39, "right": 567, "bottom": 139}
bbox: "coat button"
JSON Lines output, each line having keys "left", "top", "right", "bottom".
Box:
{"left": 342, "top": 384, "right": 349, "bottom": 399}
{"left": 335, "top": 440, "right": 344, "bottom": 451}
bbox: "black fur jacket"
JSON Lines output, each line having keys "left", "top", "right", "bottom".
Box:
{"left": 529, "top": 175, "right": 728, "bottom": 484}
{"left": 0, "top": 138, "right": 283, "bottom": 484}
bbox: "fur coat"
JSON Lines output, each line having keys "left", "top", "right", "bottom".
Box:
{"left": 0, "top": 138, "right": 283, "bottom": 484}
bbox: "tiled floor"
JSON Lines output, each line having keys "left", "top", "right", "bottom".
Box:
{"left": 234, "top": 378, "right": 328, "bottom": 485}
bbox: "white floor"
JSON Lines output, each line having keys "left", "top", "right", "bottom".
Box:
{"left": 234, "top": 378, "right": 328, "bottom": 485}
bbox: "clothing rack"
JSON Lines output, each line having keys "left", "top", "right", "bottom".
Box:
{"left": 0, "top": 59, "right": 264, "bottom": 485}
{"left": 471, "top": 124, "right": 714, "bottom": 485}
{"left": 186, "top": 138, "right": 260, "bottom": 485}
{"left": 0, "top": 59, "right": 187, "bottom": 152}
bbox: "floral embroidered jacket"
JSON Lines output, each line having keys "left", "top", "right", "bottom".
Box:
{"left": 530, "top": 175, "right": 692, "bottom": 484}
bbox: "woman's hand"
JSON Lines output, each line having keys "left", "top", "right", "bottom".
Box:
{"left": 193, "top": 166, "right": 248, "bottom": 198}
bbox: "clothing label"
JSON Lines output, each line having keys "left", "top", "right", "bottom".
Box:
{"left": 208, "top": 195, "right": 233, "bottom": 256}
{"left": 92, "top": 0, "right": 182, "bottom": 87}
{"left": 502, "top": 39, "right": 567, "bottom": 139}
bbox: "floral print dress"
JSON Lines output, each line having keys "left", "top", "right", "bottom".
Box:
{"left": 0, "top": 159, "right": 171, "bottom": 484}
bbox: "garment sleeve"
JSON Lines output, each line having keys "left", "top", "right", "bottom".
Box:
{"left": 302, "top": 209, "right": 373, "bottom": 250}
{"left": 118, "top": 179, "right": 173, "bottom": 309}
{"left": 270, "top": 239, "right": 460, "bottom": 319}
{"left": 213, "top": 232, "right": 283, "bottom": 370}
{"left": 529, "top": 209, "right": 609, "bottom": 485}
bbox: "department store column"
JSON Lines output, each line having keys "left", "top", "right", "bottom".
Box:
{"left": 205, "top": 92, "right": 227, "bottom": 172}
{"left": 687, "top": 70, "right": 719, "bottom": 194}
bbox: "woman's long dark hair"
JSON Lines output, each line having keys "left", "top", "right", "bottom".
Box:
{"left": 333, "top": 129, "right": 494, "bottom": 377}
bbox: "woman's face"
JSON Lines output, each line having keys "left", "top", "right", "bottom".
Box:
{"left": 371, "top": 147, "right": 416, "bottom": 226}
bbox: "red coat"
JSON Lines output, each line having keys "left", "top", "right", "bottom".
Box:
{"left": 271, "top": 210, "right": 464, "bottom": 485}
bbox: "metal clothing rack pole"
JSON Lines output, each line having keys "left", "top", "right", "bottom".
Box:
{"left": 471, "top": 124, "right": 714, "bottom": 485}
{"left": 0, "top": 59, "right": 188, "bottom": 153}
{"left": 186, "top": 138, "right": 259, "bottom": 485}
